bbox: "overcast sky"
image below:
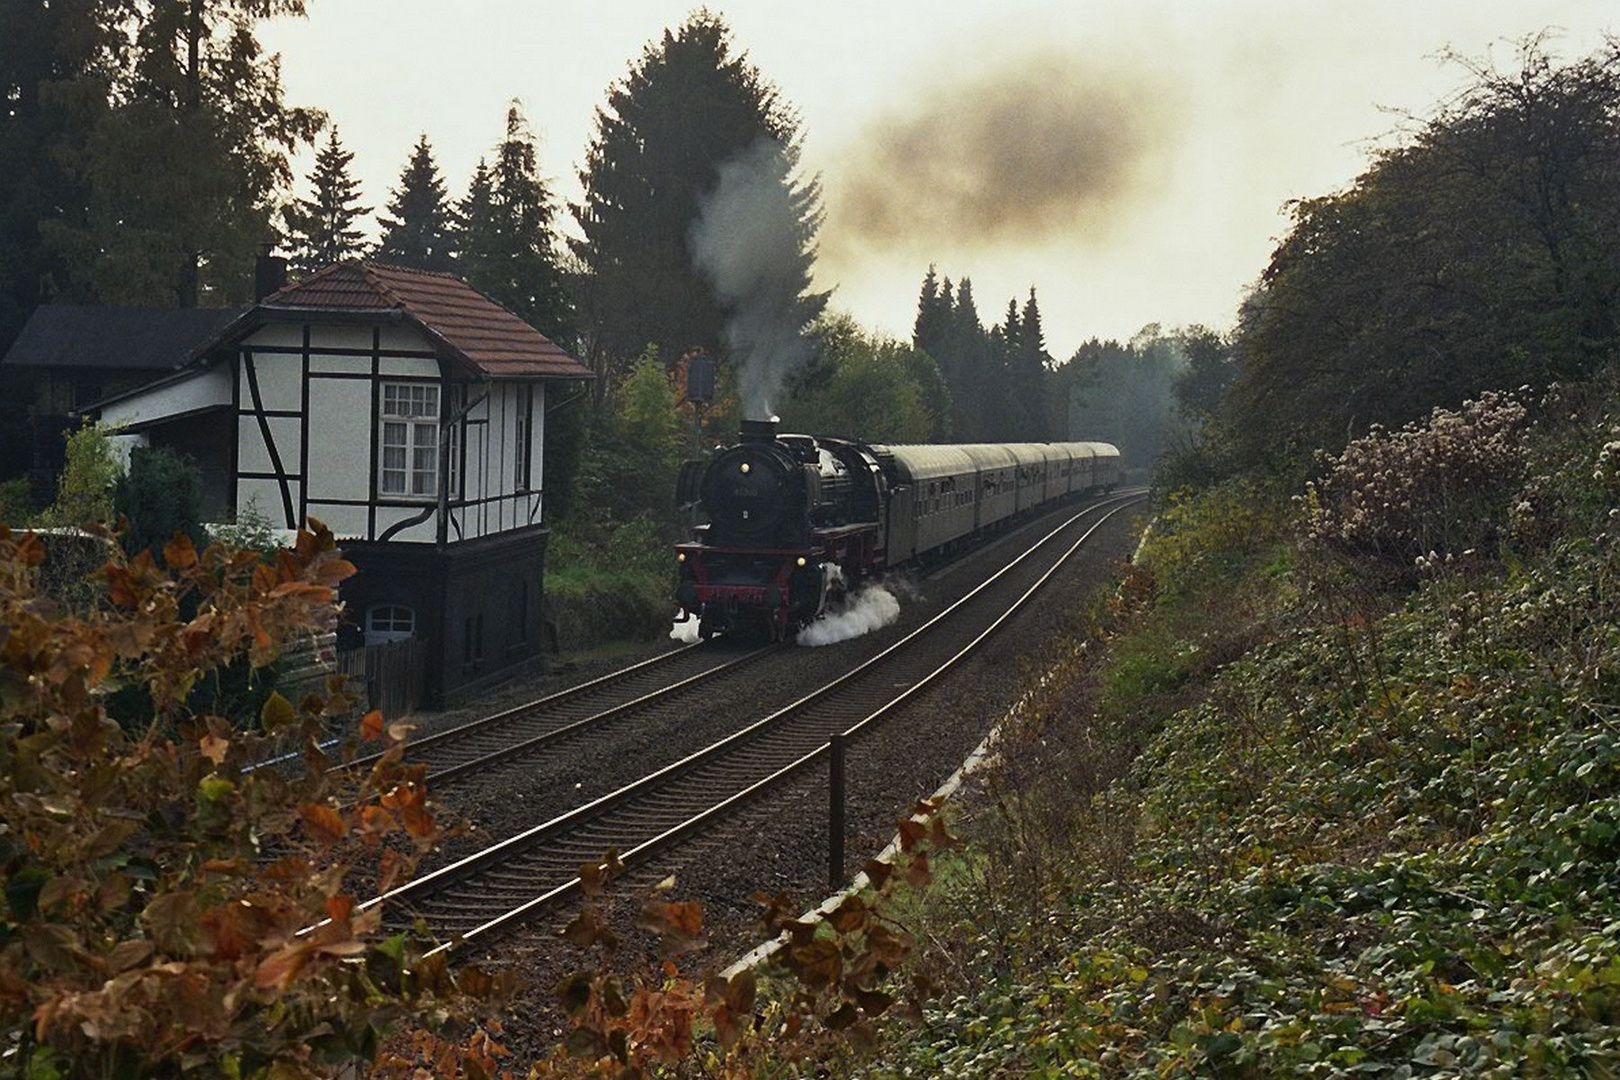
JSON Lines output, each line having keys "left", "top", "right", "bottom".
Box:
{"left": 260, "top": 1, "right": 1617, "bottom": 359}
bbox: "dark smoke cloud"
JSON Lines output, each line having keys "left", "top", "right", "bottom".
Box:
{"left": 828, "top": 52, "right": 1177, "bottom": 251}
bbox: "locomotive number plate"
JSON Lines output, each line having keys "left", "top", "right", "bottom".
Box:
{"left": 705, "top": 586, "right": 771, "bottom": 603}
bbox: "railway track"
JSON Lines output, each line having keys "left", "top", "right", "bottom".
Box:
{"left": 339, "top": 641, "right": 777, "bottom": 786}
{"left": 360, "top": 491, "right": 1145, "bottom": 949}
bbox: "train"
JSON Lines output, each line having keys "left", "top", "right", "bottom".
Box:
{"left": 673, "top": 418, "right": 1122, "bottom": 641}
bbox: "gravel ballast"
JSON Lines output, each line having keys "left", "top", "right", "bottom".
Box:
{"left": 400, "top": 502, "right": 1148, "bottom": 1062}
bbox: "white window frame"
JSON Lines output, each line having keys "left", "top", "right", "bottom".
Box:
{"left": 380, "top": 382, "right": 440, "bottom": 499}
{"left": 365, "top": 603, "right": 416, "bottom": 645}
{"left": 514, "top": 384, "right": 532, "bottom": 491}
{"left": 446, "top": 384, "right": 463, "bottom": 500}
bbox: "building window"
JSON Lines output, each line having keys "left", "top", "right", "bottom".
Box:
{"left": 447, "top": 409, "right": 461, "bottom": 499}
{"left": 380, "top": 382, "right": 439, "bottom": 497}
{"left": 365, "top": 604, "right": 415, "bottom": 645}
{"left": 511, "top": 386, "right": 531, "bottom": 492}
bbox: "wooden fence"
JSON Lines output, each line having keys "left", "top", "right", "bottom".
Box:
{"left": 336, "top": 638, "right": 428, "bottom": 719}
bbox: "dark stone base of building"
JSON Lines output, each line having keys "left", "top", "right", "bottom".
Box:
{"left": 336, "top": 525, "right": 550, "bottom": 707}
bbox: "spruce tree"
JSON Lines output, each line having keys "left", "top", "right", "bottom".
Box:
{"left": 998, "top": 296, "right": 1022, "bottom": 356}
{"left": 953, "top": 278, "right": 982, "bottom": 349}
{"left": 988, "top": 297, "right": 1021, "bottom": 437}
{"left": 376, "top": 134, "right": 455, "bottom": 272}
{"left": 912, "top": 266, "right": 951, "bottom": 356}
{"left": 949, "top": 278, "right": 994, "bottom": 439}
{"left": 572, "top": 12, "right": 824, "bottom": 378}
{"left": 1013, "top": 289, "right": 1053, "bottom": 439}
{"left": 456, "top": 158, "right": 495, "bottom": 264}
{"left": 284, "top": 127, "right": 371, "bottom": 275}
{"left": 455, "top": 104, "right": 572, "bottom": 344}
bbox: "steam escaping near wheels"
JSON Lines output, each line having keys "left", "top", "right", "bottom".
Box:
{"left": 797, "top": 585, "right": 901, "bottom": 647}
{"left": 671, "top": 583, "right": 901, "bottom": 646}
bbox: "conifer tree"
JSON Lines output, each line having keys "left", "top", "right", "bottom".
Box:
{"left": 456, "top": 104, "right": 572, "bottom": 344}
{"left": 945, "top": 278, "right": 1000, "bottom": 439}
{"left": 1012, "top": 288, "right": 1053, "bottom": 439}
{"left": 953, "top": 278, "right": 982, "bottom": 350}
{"left": 456, "top": 157, "right": 495, "bottom": 261}
{"left": 912, "top": 266, "right": 951, "bottom": 357}
{"left": 15, "top": 0, "right": 319, "bottom": 308}
{"left": 375, "top": 134, "right": 455, "bottom": 272}
{"left": 284, "top": 127, "right": 371, "bottom": 275}
{"left": 997, "top": 297, "right": 1022, "bottom": 356}
{"left": 988, "top": 297, "right": 1022, "bottom": 437}
{"left": 572, "top": 12, "right": 823, "bottom": 379}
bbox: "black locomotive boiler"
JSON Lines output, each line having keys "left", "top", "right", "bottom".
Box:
{"left": 674, "top": 418, "right": 1121, "bottom": 641}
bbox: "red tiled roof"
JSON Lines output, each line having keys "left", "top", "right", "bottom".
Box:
{"left": 259, "top": 262, "right": 590, "bottom": 380}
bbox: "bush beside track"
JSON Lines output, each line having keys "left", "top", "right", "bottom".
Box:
{"left": 544, "top": 516, "right": 675, "bottom": 654}
{"left": 845, "top": 380, "right": 1620, "bottom": 1077}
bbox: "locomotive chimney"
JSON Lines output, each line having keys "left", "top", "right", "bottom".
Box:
{"left": 738, "top": 416, "right": 779, "bottom": 444}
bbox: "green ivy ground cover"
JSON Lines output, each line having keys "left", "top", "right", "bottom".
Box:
{"left": 859, "top": 396, "right": 1620, "bottom": 1078}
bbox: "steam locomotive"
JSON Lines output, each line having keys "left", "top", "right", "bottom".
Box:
{"left": 673, "top": 418, "right": 1121, "bottom": 640}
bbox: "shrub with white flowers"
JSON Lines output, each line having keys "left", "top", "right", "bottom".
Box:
{"left": 1301, "top": 391, "right": 1529, "bottom": 571}
{"left": 1595, "top": 439, "right": 1620, "bottom": 497}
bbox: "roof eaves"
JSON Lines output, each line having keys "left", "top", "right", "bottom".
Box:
{"left": 396, "top": 314, "right": 479, "bottom": 378}
{"left": 183, "top": 309, "right": 258, "bottom": 364}
{"left": 105, "top": 401, "right": 232, "bottom": 433}
{"left": 84, "top": 363, "right": 219, "bottom": 414}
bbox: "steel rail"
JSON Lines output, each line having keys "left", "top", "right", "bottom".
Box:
{"left": 341, "top": 643, "right": 778, "bottom": 786}
{"left": 431, "top": 494, "right": 1145, "bottom": 951}
{"left": 358, "top": 491, "right": 1144, "bottom": 950}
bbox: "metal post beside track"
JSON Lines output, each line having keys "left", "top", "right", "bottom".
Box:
{"left": 829, "top": 734, "right": 846, "bottom": 888}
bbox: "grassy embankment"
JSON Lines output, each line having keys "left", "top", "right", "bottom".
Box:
{"left": 544, "top": 516, "right": 678, "bottom": 656}
{"left": 848, "top": 378, "right": 1620, "bottom": 1076}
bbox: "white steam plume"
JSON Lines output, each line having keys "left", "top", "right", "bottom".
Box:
{"left": 671, "top": 614, "right": 700, "bottom": 644}
{"left": 690, "top": 137, "right": 817, "bottom": 420}
{"left": 797, "top": 585, "right": 901, "bottom": 647}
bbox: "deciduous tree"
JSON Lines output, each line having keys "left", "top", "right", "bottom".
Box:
{"left": 1063, "top": 326, "right": 1182, "bottom": 471}
{"left": 0, "top": 520, "right": 510, "bottom": 1079}
{"left": 780, "top": 313, "right": 942, "bottom": 442}
{"left": 1226, "top": 36, "right": 1620, "bottom": 467}
{"left": 1170, "top": 325, "right": 1236, "bottom": 425}
{"left": 37, "top": 418, "right": 121, "bottom": 527}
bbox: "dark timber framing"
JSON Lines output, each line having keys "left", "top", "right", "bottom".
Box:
{"left": 89, "top": 261, "right": 592, "bottom": 707}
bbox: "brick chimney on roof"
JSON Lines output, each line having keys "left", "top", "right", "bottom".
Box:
{"left": 254, "top": 247, "right": 288, "bottom": 301}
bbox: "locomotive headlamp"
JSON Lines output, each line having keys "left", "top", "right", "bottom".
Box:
{"left": 796, "top": 556, "right": 807, "bottom": 567}
{"left": 739, "top": 462, "right": 751, "bottom": 474}
{"left": 677, "top": 552, "right": 686, "bottom": 562}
